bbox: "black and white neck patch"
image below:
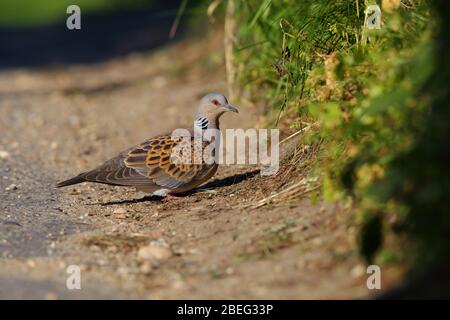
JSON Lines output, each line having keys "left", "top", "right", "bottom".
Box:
{"left": 194, "top": 117, "right": 209, "bottom": 130}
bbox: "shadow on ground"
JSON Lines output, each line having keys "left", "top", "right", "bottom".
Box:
{"left": 96, "top": 170, "right": 260, "bottom": 206}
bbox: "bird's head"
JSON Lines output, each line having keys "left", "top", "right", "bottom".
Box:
{"left": 196, "top": 93, "right": 239, "bottom": 120}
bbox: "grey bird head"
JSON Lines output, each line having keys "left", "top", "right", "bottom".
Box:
{"left": 196, "top": 93, "right": 239, "bottom": 120}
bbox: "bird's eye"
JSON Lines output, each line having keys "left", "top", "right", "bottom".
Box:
{"left": 212, "top": 99, "right": 220, "bottom": 106}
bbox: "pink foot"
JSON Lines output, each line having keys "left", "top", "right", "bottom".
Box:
{"left": 163, "top": 194, "right": 182, "bottom": 201}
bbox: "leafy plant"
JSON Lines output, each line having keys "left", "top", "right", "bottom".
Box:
{"left": 232, "top": 0, "right": 450, "bottom": 275}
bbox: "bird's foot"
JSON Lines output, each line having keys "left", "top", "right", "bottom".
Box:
{"left": 163, "top": 194, "right": 183, "bottom": 201}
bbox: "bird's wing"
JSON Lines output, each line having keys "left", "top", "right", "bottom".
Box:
{"left": 124, "top": 134, "right": 210, "bottom": 189}
{"left": 57, "top": 133, "right": 213, "bottom": 189}
{"left": 77, "top": 149, "right": 151, "bottom": 186}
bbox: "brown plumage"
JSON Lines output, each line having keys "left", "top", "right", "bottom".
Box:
{"left": 56, "top": 93, "right": 238, "bottom": 197}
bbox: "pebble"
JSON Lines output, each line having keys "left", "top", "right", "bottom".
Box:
{"left": 0, "top": 150, "right": 9, "bottom": 159}
{"left": 151, "top": 76, "right": 168, "bottom": 88}
{"left": 151, "top": 212, "right": 159, "bottom": 218}
{"left": 351, "top": 264, "right": 365, "bottom": 278}
{"left": 5, "top": 184, "right": 18, "bottom": 191}
{"left": 225, "top": 267, "right": 234, "bottom": 275}
{"left": 139, "top": 261, "right": 154, "bottom": 274}
{"left": 45, "top": 292, "right": 58, "bottom": 300}
{"left": 117, "top": 266, "right": 131, "bottom": 276}
{"left": 26, "top": 259, "right": 36, "bottom": 268}
{"left": 113, "top": 207, "right": 126, "bottom": 215}
{"left": 138, "top": 242, "right": 173, "bottom": 262}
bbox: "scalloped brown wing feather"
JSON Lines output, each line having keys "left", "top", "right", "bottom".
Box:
{"left": 124, "top": 134, "right": 214, "bottom": 190}
{"left": 56, "top": 151, "right": 151, "bottom": 188}
{"left": 57, "top": 134, "right": 216, "bottom": 191}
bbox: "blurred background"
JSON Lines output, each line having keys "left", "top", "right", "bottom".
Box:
{"left": 0, "top": 0, "right": 208, "bottom": 68}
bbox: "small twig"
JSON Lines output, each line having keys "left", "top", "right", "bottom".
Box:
{"left": 169, "top": 0, "right": 188, "bottom": 39}
{"left": 279, "top": 122, "right": 318, "bottom": 145}
{"left": 224, "top": 0, "right": 238, "bottom": 100}
{"left": 207, "top": 0, "right": 223, "bottom": 23}
{"left": 241, "top": 178, "right": 319, "bottom": 209}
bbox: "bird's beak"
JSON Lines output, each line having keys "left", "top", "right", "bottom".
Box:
{"left": 224, "top": 104, "right": 239, "bottom": 113}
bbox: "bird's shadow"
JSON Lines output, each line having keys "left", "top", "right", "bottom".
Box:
{"left": 96, "top": 169, "right": 260, "bottom": 206}
{"left": 200, "top": 169, "right": 259, "bottom": 190}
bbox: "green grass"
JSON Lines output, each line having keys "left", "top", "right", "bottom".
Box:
{"left": 0, "top": 0, "right": 155, "bottom": 27}
{"left": 233, "top": 0, "right": 450, "bottom": 272}
{"left": 234, "top": 0, "right": 364, "bottom": 123}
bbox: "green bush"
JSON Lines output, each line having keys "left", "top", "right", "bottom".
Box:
{"left": 233, "top": 0, "right": 449, "bottom": 270}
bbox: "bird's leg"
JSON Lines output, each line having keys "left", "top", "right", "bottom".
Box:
{"left": 163, "top": 193, "right": 183, "bottom": 201}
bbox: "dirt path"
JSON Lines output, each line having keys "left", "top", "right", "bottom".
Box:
{"left": 0, "top": 35, "right": 391, "bottom": 299}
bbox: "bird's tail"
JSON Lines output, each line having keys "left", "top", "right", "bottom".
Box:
{"left": 55, "top": 175, "right": 86, "bottom": 188}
